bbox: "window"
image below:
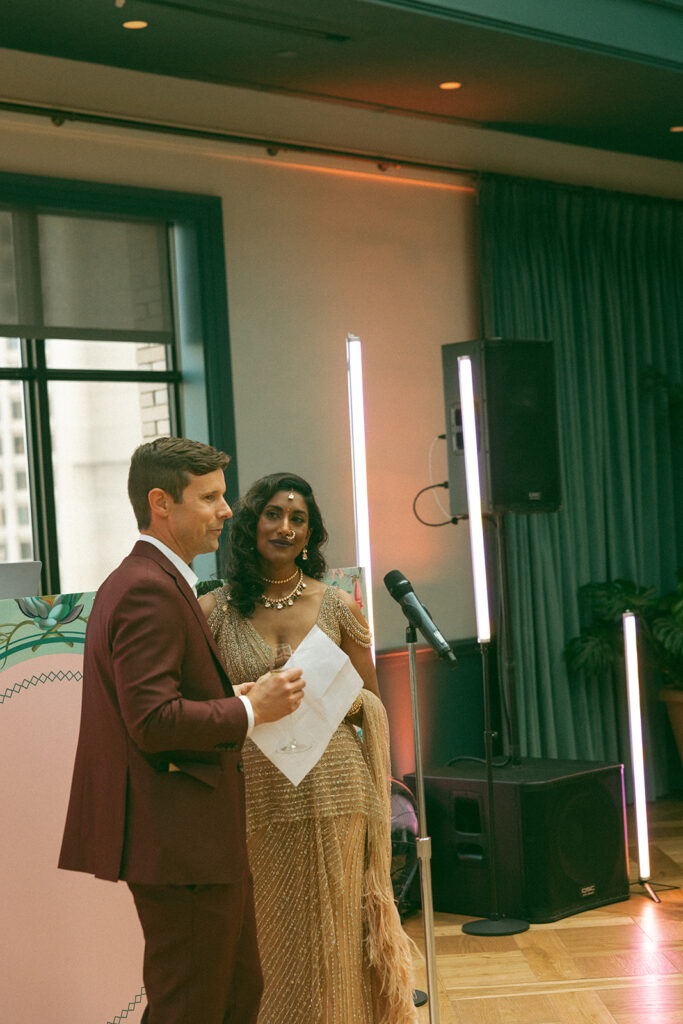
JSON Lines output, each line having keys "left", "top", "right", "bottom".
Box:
{"left": 0, "top": 172, "right": 237, "bottom": 592}
{"left": 20, "top": 542, "right": 32, "bottom": 559}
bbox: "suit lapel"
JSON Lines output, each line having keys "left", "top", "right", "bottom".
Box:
{"left": 131, "top": 541, "right": 233, "bottom": 693}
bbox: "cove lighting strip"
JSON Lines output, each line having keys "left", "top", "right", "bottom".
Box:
{"left": 457, "top": 356, "right": 491, "bottom": 643}
{"left": 346, "top": 335, "right": 376, "bottom": 659}
{"left": 622, "top": 611, "right": 650, "bottom": 880}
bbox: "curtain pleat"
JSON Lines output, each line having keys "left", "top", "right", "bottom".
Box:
{"left": 478, "top": 175, "right": 683, "bottom": 797}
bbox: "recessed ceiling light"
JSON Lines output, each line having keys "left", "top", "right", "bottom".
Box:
{"left": 670, "top": 125, "right": 683, "bottom": 133}
{"left": 439, "top": 81, "right": 462, "bottom": 91}
{"left": 123, "top": 20, "right": 148, "bottom": 29}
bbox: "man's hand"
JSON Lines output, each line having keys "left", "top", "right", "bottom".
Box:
{"left": 249, "top": 667, "right": 305, "bottom": 726}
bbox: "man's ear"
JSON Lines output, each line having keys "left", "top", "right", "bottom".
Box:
{"left": 148, "top": 488, "right": 170, "bottom": 519}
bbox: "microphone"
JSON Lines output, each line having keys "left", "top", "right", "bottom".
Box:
{"left": 384, "top": 570, "right": 457, "bottom": 666}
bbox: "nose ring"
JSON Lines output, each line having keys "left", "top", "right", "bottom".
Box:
{"left": 286, "top": 530, "right": 295, "bottom": 540}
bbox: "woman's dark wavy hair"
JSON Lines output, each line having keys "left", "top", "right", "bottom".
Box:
{"left": 222, "top": 472, "right": 328, "bottom": 617}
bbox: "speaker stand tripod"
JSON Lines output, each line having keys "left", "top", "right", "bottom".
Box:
{"left": 639, "top": 880, "right": 662, "bottom": 903}
{"left": 462, "top": 641, "right": 530, "bottom": 937}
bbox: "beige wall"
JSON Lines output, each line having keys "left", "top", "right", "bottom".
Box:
{"left": 1, "top": 49, "right": 680, "bottom": 647}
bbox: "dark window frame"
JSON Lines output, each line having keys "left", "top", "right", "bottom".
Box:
{"left": 0, "top": 171, "right": 237, "bottom": 593}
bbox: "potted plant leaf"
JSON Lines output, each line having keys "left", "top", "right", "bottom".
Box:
{"left": 563, "top": 571, "right": 683, "bottom": 762}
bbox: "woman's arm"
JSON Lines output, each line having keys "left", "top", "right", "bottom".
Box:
{"left": 197, "top": 590, "right": 217, "bottom": 619}
{"left": 337, "top": 588, "right": 381, "bottom": 699}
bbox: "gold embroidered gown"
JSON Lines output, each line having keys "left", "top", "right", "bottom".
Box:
{"left": 208, "top": 585, "right": 416, "bottom": 1024}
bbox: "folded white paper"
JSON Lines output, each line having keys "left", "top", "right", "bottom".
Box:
{"left": 250, "top": 625, "right": 363, "bottom": 786}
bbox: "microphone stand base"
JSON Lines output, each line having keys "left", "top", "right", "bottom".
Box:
{"left": 462, "top": 917, "right": 529, "bottom": 936}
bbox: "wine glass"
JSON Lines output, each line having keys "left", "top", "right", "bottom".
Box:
{"left": 268, "top": 643, "right": 310, "bottom": 754}
{"left": 268, "top": 642, "right": 293, "bottom": 674}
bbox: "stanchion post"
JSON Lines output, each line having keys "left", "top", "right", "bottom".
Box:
{"left": 406, "top": 624, "right": 440, "bottom": 1024}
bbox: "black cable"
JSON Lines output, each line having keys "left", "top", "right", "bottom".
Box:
{"left": 446, "top": 754, "right": 511, "bottom": 768}
{"left": 412, "top": 482, "right": 462, "bottom": 527}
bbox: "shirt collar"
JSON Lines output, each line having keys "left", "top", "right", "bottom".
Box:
{"left": 138, "top": 534, "right": 199, "bottom": 596}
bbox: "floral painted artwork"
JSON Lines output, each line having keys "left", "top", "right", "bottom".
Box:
{"left": 0, "top": 592, "right": 93, "bottom": 678}
{"left": 0, "top": 587, "right": 145, "bottom": 1022}
{"left": 324, "top": 567, "right": 367, "bottom": 612}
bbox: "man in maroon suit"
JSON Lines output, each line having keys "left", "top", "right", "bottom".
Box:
{"left": 59, "top": 437, "right": 305, "bottom": 1024}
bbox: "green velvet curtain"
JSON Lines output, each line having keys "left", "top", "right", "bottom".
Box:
{"left": 478, "top": 174, "right": 683, "bottom": 797}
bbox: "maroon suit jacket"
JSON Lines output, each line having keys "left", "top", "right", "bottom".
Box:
{"left": 59, "top": 541, "right": 249, "bottom": 885}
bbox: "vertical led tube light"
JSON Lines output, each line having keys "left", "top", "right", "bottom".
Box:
{"left": 623, "top": 611, "right": 650, "bottom": 880}
{"left": 346, "top": 335, "right": 376, "bottom": 658}
{"left": 457, "top": 356, "right": 491, "bottom": 643}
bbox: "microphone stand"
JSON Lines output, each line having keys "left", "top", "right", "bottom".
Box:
{"left": 405, "top": 623, "right": 440, "bottom": 1024}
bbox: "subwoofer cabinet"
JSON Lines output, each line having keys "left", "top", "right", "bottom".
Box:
{"left": 405, "top": 758, "right": 630, "bottom": 923}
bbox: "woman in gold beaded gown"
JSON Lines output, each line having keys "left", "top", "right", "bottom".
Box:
{"left": 199, "top": 473, "right": 416, "bottom": 1024}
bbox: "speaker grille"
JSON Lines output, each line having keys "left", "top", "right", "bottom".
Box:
{"left": 485, "top": 341, "right": 561, "bottom": 511}
{"left": 442, "top": 340, "right": 561, "bottom": 514}
{"left": 521, "top": 772, "right": 627, "bottom": 920}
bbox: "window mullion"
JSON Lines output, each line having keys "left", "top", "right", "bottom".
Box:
{"left": 24, "top": 338, "right": 60, "bottom": 594}
{"left": 166, "top": 225, "right": 183, "bottom": 438}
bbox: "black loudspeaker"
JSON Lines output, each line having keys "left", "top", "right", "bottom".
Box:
{"left": 441, "top": 339, "right": 561, "bottom": 515}
{"left": 406, "top": 759, "right": 629, "bottom": 923}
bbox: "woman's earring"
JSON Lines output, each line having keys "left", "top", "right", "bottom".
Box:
{"left": 302, "top": 546, "right": 308, "bottom": 561}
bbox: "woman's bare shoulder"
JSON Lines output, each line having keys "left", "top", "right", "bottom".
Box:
{"left": 303, "top": 576, "right": 327, "bottom": 598}
{"left": 198, "top": 586, "right": 227, "bottom": 619}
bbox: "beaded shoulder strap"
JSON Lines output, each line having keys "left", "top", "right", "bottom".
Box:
{"left": 332, "top": 587, "right": 373, "bottom": 648}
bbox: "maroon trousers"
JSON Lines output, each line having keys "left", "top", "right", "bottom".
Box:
{"left": 129, "top": 878, "right": 263, "bottom": 1024}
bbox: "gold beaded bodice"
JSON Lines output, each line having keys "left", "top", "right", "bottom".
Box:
{"left": 208, "top": 585, "right": 379, "bottom": 834}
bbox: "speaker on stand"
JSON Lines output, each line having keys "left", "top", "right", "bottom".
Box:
{"left": 441, "top": 339, "right": 562, "bottom": 518}
{"left": 440, "top": 340, "right": 564, "bottom": 935}
{"left": 441, "top": 338, "right": 562, "bottom": 763}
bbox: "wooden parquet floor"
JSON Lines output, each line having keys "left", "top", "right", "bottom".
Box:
{"left": 406, "top": 796, "right": 683, "bottom": 1024}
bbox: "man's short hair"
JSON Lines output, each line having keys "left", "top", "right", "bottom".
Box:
{"left": 128, "top": 437, "right": 230, "bottom": 529}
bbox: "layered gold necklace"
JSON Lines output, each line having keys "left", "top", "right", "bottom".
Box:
{"left": 259, "top": 568, "right": 299, "bottom": 585}
{"left": 257, "top": 567, "right": 306, "bottom": 610}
